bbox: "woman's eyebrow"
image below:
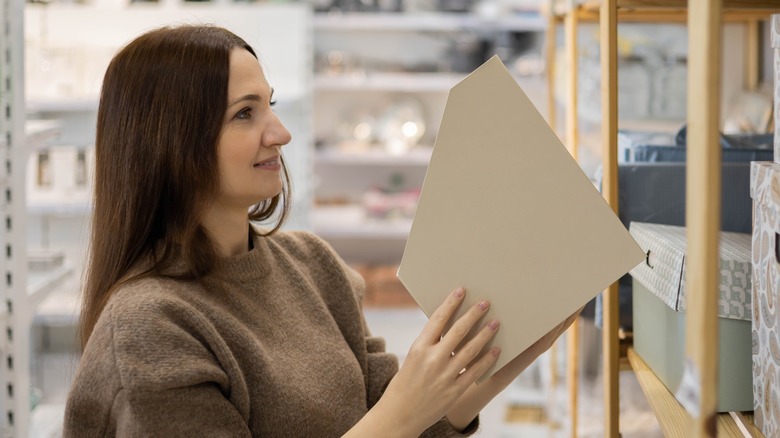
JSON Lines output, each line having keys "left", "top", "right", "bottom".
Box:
{"left": 228, "top": 94, "right": 261, "bottom": 108}
{"left": 228, "top": 88, "right": 274, "bottom": 108}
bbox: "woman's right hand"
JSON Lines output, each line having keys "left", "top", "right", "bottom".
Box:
{"left": 371, "top": 287, "right": 501, "bottom": 436}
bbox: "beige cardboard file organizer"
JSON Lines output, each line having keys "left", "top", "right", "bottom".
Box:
{"left": 397, "top": 56, "right": 645, "bottom": 380}
{"left": 750, "top": 161, "right": 780, "bottom": 437}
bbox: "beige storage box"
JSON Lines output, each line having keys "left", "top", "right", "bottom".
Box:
{"left": 750, "top": 161, "right": 780, "bottom": 438}
{"left": 630, "top": 222, "right": 753, "bottom": 412}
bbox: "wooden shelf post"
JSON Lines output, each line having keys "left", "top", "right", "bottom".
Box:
{"left": 685, "top": 0, "right": 723, "bottom": 436}
{"left": 546, "top": 7, "right": 560, "bottom": 392}
{"left": 600, "top": 0, "right": 620, "bottom": 437}
{"left": 563, "top": 3, "right": 581, "bottom": 436}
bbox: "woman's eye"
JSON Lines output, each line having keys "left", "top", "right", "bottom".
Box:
{"left": 270, "top": 99, "right": 277, "bottom": 107}
{"left": 235, "top": 108, "right": 252, "bottom": 120}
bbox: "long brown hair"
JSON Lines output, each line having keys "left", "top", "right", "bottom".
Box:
{"left": 80, "top": 25, "right": 291, "bottom": 349}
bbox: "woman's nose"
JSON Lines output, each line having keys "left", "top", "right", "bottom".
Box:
{"left": 265, "top": 114, "right": 292, "bottom": 147}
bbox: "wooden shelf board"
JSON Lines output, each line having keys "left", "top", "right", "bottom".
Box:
{"left": 626, "top": 348, "right": 765, "bottom": 438}
{"left": 552, "top": 1, "right": 779, "bottom": 22}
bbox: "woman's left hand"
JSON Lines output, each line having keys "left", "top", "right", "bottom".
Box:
{"left": 444, "top": 307, "right": 583, "bottom": 431}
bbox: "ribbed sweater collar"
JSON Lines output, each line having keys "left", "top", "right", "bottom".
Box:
{"left": 207, "top": 228, "right": 272, "bottom": 283}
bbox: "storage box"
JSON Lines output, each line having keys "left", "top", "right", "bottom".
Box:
{"left": 750, "top": 161, "right": 780, "bottom": 437}
{"left": 773, "top": 14, "right": 780, "bottom": 163}
{"left": 630, "top": 222, "right": 753, "bottom": 412}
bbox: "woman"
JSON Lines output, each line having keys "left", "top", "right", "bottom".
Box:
{"left": 64, "top": 25, "right": 577, "bottom": 437}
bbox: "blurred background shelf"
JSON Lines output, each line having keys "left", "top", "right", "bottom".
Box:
{"left": 314, "top": 72, "right": 467, "bottom": 92}
{"left": 27, "top": 264, "right": 73, "bottom": 309}
{"left": 315, "top": 146, "right": 433, "bottom": 165}
{"left": 311, "top": 204, "right": 412, "bottom": 240}
{"left": 313, "top": 12, "right": 546, "bottom": 32}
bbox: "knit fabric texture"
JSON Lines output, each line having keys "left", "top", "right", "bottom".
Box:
{"left": 64, "top": 229, "right": 479, "bottom": 437}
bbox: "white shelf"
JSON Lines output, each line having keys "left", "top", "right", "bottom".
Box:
{"left": 314, "top": 72, "right": 467, "bottom": 92}
{"left": 27, "top": 264, "right": 73, "bottom": 309}
{"left": 27, "top": 201, "right": 92, "bottom": 216}
{"left": 313, "top": 12, "right": 546, "bottom": 32}
{"left": 27, "top": 90, "right": 307, "bottom": 114}
{"left": 25, "top": 120, "right": 62, "bottom": 153}
{"left": 315, "top": 146, "right": 432, "bottom": 166}
{"left": 311, "top": 204, "right": 412, "bottom": 239}
{"left": 26, "top": 99, "right": 99, "bottom": 113}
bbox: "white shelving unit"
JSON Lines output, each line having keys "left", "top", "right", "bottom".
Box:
{"left": 312, "top": 11, "right": 546, "bottom": 32}
{"left": 2, "top": 0, "right": 32, "bottom": 434}
{"left": 312, "top": 11, "right": 547, "bottom": 264}
{"left": 315, "top": 146, "right": 433, "bottom": 165}
{"left": 17, "top": 5, "right": 314, "bottom": 434}
{"left": 314, "top": 72, "right": 466, "bottom": 92}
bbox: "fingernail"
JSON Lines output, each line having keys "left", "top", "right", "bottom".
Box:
{"left": 488, "top": 320, "right": 499, "bottom": 331}
{"left": 491, "top": 347, "right": 501, "bottom": 357}
{"left": 478, "top": 301, "right": 489, "bottom": 311}
{"left": 454, "top": 287, "right": 465, "bottom": 297}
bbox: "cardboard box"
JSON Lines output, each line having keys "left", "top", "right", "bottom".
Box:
{"left": 750, "top": 161, "right": 780, "bottom": 437}
{"left": 629, "top": 222, "right": 753, "bottom": 412}
{"left": 773, "top": 14, "right": 780, "bottom": 164}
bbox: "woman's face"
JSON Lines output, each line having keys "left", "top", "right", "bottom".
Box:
{"left": 216, "top": 48, "right": 291, "bottom": 209}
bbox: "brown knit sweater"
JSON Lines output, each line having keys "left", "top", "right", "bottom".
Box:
{"left": 64, "top": 230, "right": 478, "bottom": 437}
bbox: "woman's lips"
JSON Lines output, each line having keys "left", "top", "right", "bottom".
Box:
{"left": 253, "top": 156, "right": 281, "bottom": 170}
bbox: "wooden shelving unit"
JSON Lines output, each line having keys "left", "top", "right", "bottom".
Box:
{"left": 548, "top": 1, "right": 780, "bottom": 437}
{"left": 627, "top": 348, "right": 764, "bottom": 437}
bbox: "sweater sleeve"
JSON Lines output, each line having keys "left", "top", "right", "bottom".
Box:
{"left": 295, "top": 231, "right": 481, "bottom": 437}
{"left": 64, "top": 291, "right": 252, "bottom": 438}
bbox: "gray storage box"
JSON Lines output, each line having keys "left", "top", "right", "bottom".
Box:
{"left": 630, "top": 222, "right": 753, "bottom": 412}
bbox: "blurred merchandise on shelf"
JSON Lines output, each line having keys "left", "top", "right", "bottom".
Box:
{"left": 334, "top": 107, "right": 376, "bottom": 153}
{"left": 312, "top": 0, "right": 544, "bottom": 14}
{"left": 630, "top": 222, "right": 754, "bottom": 413}
{"left": 652, "top": 51, "right": 687, "bottom": 121}
{"left": 327, "top": 96, "right": 427, "bottom": 154}
{"left": 352, "top": 264, "right": 417, "bottom": 307}
{"left": 363, "top": 178, "right": 421, "bottom": 219}
{"left": 723, "top": 91, "right": 773, "bottom": 134}
{"left": 555, "top": 23, "right": 692, "bottom": 125}
{"left": 26, "top": 146, "right": 94, "bottom": 212}
{"left": 750, "top": 161, "right": 780, "bottom": 438}
{"left": 375, "top": 97, "right": 426, "bottom": 154}
{"left": 617, "top": 124, "right": 774, "bottom": 164}
{"left": 27, "top": 251, "right": 65, "bottom": 272}
{"left": 617, "top": 55, "right": 652, "bottom": 120}
{"left": 25, "top": 45, "right": 115, "bottom": 102}
{"left": 313, "top": 24, "right": 542, "bottom": 78}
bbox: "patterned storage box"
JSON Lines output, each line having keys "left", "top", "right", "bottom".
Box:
{"left": 630, "top": 222, "right": 753, "bottom": 412}
{"left": 751, "top": 161, "right": 780, "bottom": 437}
{"left": 774, "top": 15, "right": 780, "bottom": 163}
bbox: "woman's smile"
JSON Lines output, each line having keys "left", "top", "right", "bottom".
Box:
{"left": 253, "top": 156, "right": 281, "bottom": 171}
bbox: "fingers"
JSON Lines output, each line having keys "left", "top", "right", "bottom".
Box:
{"left": 449, "top": 319, "right": 500, "bottom": 373}
{"left": 457, "top": 344, "right": 501, "bottom": 386}
{"left": 417, "top": 287, "right": 466, "bottom": 345}
{"left": 439, "top": 299, "right": 492, "bottom": 353}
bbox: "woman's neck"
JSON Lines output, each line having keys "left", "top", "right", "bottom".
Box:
{"left": 201, "top": 204, "right": 251, "bottom": 257}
